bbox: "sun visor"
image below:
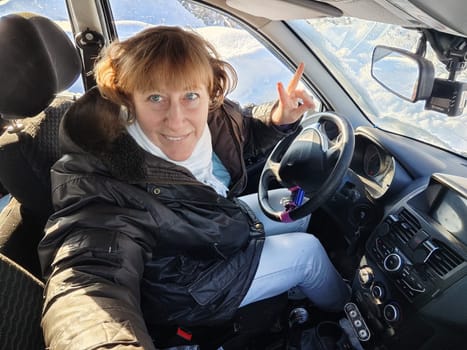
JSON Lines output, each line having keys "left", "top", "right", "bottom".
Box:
{"left": 226, "top": 0, "right": 342, "bottom": 20}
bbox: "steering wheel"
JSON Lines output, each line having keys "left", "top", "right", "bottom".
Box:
{"left": 258, "top": 112, "right": 354, "bottom": 222}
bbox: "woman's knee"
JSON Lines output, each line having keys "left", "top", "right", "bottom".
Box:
{"left": 287, "top": 232, "right": 326, "bottom": 256}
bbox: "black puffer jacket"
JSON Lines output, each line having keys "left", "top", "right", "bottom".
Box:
{"left": 38, "top": 89, "right": 296, "bottom": 349}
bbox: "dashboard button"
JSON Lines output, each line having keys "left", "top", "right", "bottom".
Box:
{"left": 371, "top": 283, "right": 386, "bottom": 300}
{"left": 384, "top": 253, "right": 403, "bottom": 272}
{"left": 383, "top": 303, "right": 401, "bottom": 322}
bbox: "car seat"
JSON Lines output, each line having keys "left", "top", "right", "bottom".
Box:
{"left": 0, "top": 12, "right": 81, "bottom": 350}
{"left": 0, "top": 12, "right": 81, "bottom": 278}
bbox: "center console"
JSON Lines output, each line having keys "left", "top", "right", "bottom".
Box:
{"left": 348, "top": 174, "right": 467, "bottom": 349}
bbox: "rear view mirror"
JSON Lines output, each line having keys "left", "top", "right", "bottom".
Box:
{"left": 371, "top": 45, "right": 435, "bottom": 102}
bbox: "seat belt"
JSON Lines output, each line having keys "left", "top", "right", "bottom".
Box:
{"left": 75, "top": 29, "right": 105, "bottom": 90}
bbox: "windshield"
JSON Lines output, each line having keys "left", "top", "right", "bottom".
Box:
{"left": 289, "top": 18, "right": 467, "bottom": 157}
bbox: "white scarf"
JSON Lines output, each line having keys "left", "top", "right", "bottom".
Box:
{"left": 126, "top": 121, "right": 228, "bottom": 197}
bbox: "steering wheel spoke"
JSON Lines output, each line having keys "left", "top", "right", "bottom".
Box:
{"left": 325, "top": 135, "right": 343, "bottom": 164}
{"left": 266, "top": 158, "right": 281, "bottom": 179}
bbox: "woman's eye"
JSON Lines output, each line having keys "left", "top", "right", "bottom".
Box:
{"left": 149, "top": 94, "right": 163, "bottom": 103}
{"left": 185, "top": 92, "right": 199, "bottom": 101}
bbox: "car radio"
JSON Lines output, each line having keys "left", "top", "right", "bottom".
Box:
{"left": 366, "top": 210, "right": 440, "bottom": 306}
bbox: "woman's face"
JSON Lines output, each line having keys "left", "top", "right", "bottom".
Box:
{"left": 132, "top": 84, "right": 210, "bottom": 161}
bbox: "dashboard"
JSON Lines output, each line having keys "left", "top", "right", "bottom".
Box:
{"left": 324, "top": 133, "right": 404, "bottom": 245}
{"left": 323, "top": 130, "right": 467, "bottom": 348}
{"left": 354, "top": 173, "right": 467, "bottom": 348}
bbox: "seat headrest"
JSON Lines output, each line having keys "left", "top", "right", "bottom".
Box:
{"left": 0, "top": 13, "right": 82, "bottom": 120}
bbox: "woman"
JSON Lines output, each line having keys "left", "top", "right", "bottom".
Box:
{"left": 38, "top": 26, "right": 350, "bottom": 349}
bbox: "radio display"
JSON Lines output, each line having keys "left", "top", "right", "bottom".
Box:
{"left": 431, "top": 188, "right": 467, "bottom": 246}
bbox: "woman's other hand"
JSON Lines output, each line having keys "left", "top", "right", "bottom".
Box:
{"left": 271, "top": 62, "right": 315, "bottom": 126}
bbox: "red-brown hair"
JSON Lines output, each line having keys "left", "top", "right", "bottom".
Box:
{"left": 94, "top": 25, "right": 237, "bottom": 111}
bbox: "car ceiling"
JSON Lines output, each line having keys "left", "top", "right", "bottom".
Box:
{"left": 223, "top": 0, "right": 467, "bottom": 37}
{"left": 67, "top": 1, "right": 466, "bottom": 44}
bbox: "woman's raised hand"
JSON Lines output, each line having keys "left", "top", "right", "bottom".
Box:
{"left": 271, "top": 62, "right": 315, "bottom": 126}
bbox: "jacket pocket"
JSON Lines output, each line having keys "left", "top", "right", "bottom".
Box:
{"left": 187, "top": 257, "right": 241, "bottom": 306}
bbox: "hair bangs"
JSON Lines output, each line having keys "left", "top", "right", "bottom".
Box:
{"left": 130, "top": 44, "right": 214, "bottom": 94}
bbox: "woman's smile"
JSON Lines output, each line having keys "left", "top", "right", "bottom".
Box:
{"left": 161, "top": 131, "right": 193, "bottom": 142}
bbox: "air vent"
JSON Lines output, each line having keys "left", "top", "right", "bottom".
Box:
{"left": 399, "top": 209, "right": 421, "bottom": 230}
{"left": 426, "top": 240, "right": 465, "bottom": 277}
{"left": 392, "top": 209, "right": 420, "bottom": 243}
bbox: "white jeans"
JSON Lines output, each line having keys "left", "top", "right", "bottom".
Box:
{"left": 239, "top": 190, "right": 350, "bottom": 312}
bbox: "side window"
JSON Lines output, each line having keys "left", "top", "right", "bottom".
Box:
{"left": 0, "top": 0, "right": 84, "bottom": 94}
{"left": 109, "top": 0, "right": 321, "bottom": 109}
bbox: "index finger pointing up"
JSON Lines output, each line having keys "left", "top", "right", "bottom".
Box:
{"left": 287, "top": 62, "right": 305, "bottom": 94}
